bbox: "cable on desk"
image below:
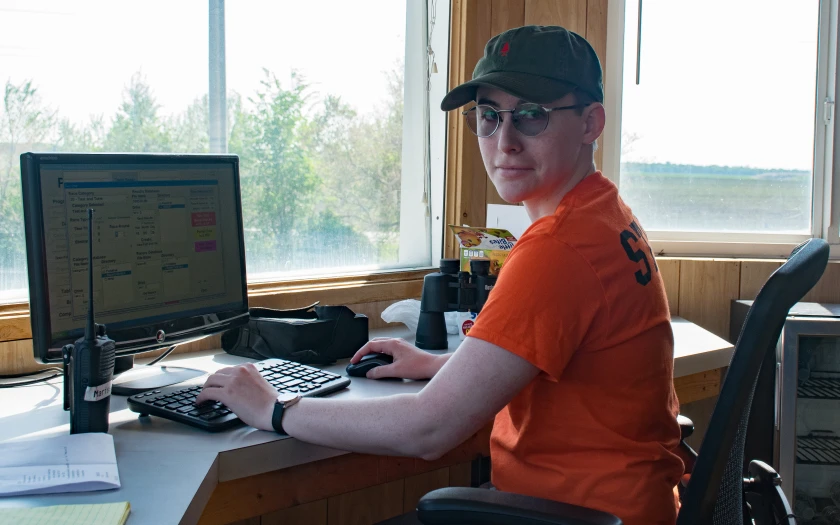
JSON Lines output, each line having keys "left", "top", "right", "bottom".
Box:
{"left": 146, "top": 344, "right": 178, "bottom": 366}
{"left": 0, "top": 367, "right": 64, "bottom": 388}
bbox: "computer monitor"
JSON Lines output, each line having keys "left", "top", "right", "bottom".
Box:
{"left": 21, "top": 153, "right": 249, "bottom": 394}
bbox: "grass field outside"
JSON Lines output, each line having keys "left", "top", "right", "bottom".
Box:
{"left": 619, "top": 163, "right": 812, "bottom": 234}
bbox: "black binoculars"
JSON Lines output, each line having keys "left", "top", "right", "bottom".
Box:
{"left": 415, "top": 258, "right": 497, "bottom": 350}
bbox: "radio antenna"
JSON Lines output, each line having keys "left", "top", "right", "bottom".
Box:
{"left": 85, "top": 208, "right": 95, "bottom": 342}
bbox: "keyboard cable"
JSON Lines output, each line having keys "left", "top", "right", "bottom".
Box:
{"left": 0, "top": 367, "right": 64, "bottom": 388}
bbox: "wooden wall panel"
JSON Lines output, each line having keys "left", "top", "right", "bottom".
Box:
{"left": 445, "top": 0, "right": 466, "bottom": 259}
{"left": 0, "top": 332, "right": 225, "bottom": 378}
{"left": 490, "top": 0, "right": 526, "bottom": 42}
{"left": 227, "top": 518, "right": 259, "bottom": 525}
{"left": 673, "top": 368, "right": 721, "bottom": 405}
{"left": 0, "top": 300, "right": 396, "bottom": 376}
{"left": 486, "top": 0, "right": 527, "bottom": 208}
{"left": 802, "top": 262, "right": 840, "bottom": 303}
{"left": 739, "top": 261, "right": 782, "bottom": 300}
{"left": 199, "top": 427, "right": 491, "bottom": 524}
{"left": 524, "top": 0, "right": 587, "bottom": 32}
{"left": 0, "top": 339, "right": 42, "bottom": 375}
{"left": 445, "top": 0, "right": 493, "bottom": 257}
{"left": 326, "top": 480, "right": 405, "bottom": 525}
{"left": 658, "top": 259, "right": 680, "bottom": 315}
{"left": 464, "top": 0, "right": 491, "bottom": 231}
{"left": 677, "top": 260, "right": 741, "bottom": 339}
{"left": 449, "top": 461, "right": 473, "bottom": 487}
{"left": 403, "top": 468, "right": 451, "bottom": 513}
{"left": 262, "top": 499, "right": 327, "bottom": 525}
{"left": 0, "top": 308, "right": 30, "bottom": 341}
{"left": 348, "top": 300, "right": 400, "bottom": 330}
{"left": 678, "top": 394, "right": 718, "bottom": 451}
{"left": 586, "top": 0, "right": 608, "bottom": 169}
{"left": 254, "top": 464, "right": 475, "bottom": 524}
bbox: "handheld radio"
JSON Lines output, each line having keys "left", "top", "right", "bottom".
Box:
{"left": 62, "top": 208, "right": 116, "bottom": 434}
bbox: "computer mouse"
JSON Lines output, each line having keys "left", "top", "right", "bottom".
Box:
{"left": 345, "top": 353, "right": 394, "bottom": 377}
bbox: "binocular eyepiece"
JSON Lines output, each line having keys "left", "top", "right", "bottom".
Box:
{"left": 415, "top": 258, "right": 497, "bottom": 350}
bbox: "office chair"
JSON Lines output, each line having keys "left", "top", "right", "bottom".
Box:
{"left": 381, "top": 238, "right": 829, "bottom": 525}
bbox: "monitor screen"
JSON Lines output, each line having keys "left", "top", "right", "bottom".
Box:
{"left": 21, "top": 153, "right": 249, "bottom": 363}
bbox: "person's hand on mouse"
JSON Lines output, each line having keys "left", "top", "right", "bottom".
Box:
{"left": 350, "top": 338, "right": 442, "bottom": 380}
{"left": 195, "top": 364, "right": 277, "bottom": 431}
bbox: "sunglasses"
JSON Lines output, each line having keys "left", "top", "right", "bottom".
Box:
{"left": 463, "top": 102, "right": 590, "bottom": 138}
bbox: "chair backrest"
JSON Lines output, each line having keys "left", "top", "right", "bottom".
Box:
{"left": 676, "top": 238, "right": 829, "bottom": 525}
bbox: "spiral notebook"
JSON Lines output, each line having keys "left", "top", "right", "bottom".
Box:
{"left": 0, "top": 501, "right": 130, "bottom": 525}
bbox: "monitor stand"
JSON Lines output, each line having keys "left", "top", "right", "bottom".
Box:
{"left": 111, "top": 355, "right": 206, "bottom": 396}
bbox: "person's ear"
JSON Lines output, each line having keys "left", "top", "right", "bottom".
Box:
{"left": 581, "top": 103, "right": 606, "bottom": 145}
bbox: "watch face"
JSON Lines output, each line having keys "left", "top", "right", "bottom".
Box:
{"left": 276, "top": 391, "right": 299, "bottom": 404}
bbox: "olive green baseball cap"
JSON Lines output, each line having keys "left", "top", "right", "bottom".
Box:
{"left": 440, "top": 25, "right": 604, "bottom": 111}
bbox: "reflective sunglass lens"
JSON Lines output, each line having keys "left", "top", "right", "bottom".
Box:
{"left": 463, "top": 104, "right": 550, "bottom": 137}
{"left": 512, "top": 105, "right": 548, "bottom": 136}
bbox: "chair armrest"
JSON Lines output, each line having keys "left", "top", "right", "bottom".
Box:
{"left": 416, "top": 487, "right": 622, "bottom": 525}
{"left": 744, "top": 460, "right": 796, "bottom": 525}
{"left": 677, "top": 415, "right": 694, "bottom": 439}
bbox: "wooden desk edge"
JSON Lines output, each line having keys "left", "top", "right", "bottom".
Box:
{"left": 197, "top": 424, "right": 493, "bottom": 525}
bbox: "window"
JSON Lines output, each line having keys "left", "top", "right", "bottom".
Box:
{"left": 605, "top": 1, "right": 836, "bottom": 257}
{"left": 0, "top": 0, "right": 444, "bottom": 303}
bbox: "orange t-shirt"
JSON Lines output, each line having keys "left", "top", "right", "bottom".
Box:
{"left": 467, "top": 172, "right": 683, "bottom": 525}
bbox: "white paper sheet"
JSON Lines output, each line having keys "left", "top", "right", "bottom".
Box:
{"left": 0, "top": 433, "right": 120, "bottom": 496}
{"left": 486, "top": 204, "right": 532, "bottom": 240}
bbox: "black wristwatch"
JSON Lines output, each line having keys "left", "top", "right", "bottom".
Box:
{"left": 271, "top": 392, "right": 302, "bottom": 434}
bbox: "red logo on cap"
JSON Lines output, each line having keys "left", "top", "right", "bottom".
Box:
{"left": 500, "top": 42, "right": 510, "bottom": 57}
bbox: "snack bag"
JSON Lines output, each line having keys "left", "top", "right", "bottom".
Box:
{"left": 449, "top": 225, "right": 517, "bottom": 276}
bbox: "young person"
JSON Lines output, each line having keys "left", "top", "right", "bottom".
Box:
{"left": 197, "top": 25, "right": 683, "bottom": 525}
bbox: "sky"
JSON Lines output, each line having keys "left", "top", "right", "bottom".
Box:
{"left": 0, "top": 0, "right": 406, "bottom": 126}
{"left": 620, "top": 0, "right": 821, "bottom": 171}
{"left": 0, "top": 1, "right": 824, "bottom": 171}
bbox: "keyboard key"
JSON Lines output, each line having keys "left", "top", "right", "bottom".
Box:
{"left": 127, "top": 357, "right": 350, "bottom": 432}
{"left": 195, "top": 404, "right": 216, "bottom": 414}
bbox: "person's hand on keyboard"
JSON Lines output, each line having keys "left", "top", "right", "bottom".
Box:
{"left": 350, "top": 338, "right": 445, "bottom": 380}
{"left": 195, "top": 364, "right": 277, "bottom": 431}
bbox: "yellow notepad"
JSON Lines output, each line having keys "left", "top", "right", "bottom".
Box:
{"left": 0, "top": 501, "right": 130, "bottom": 525}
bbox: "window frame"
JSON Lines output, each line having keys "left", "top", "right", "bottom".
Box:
{"left": 0, "top": 0, "right": 451, "bottom": 339}
{"left": 603, "top": 0, "right": 840, "bottom": 259}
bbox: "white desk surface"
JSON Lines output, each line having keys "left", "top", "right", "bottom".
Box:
{"left": 0, "top": 319, "right": 732, "bottom": 524}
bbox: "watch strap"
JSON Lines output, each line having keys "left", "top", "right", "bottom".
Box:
{"left": 272, "top": 394, "right": 302, "bottom": 434}
{"left": 272, "top": 400, "right": 287, "bottom": 434}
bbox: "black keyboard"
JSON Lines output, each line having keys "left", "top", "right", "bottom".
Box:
{"left": 126, "top": 359, "right": 351, "bottom": 432}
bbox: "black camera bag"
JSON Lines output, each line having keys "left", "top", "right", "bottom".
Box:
{"left": 221, "top": 303, "right": 369, "bottom": 365}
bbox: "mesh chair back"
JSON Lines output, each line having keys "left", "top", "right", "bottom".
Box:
{"left": 676, "top": 239, "right": 829, "bottom": 525}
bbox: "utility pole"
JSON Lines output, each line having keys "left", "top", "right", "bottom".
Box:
{"left": 209, "top": 0, "right": 226, "bottom": 153}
